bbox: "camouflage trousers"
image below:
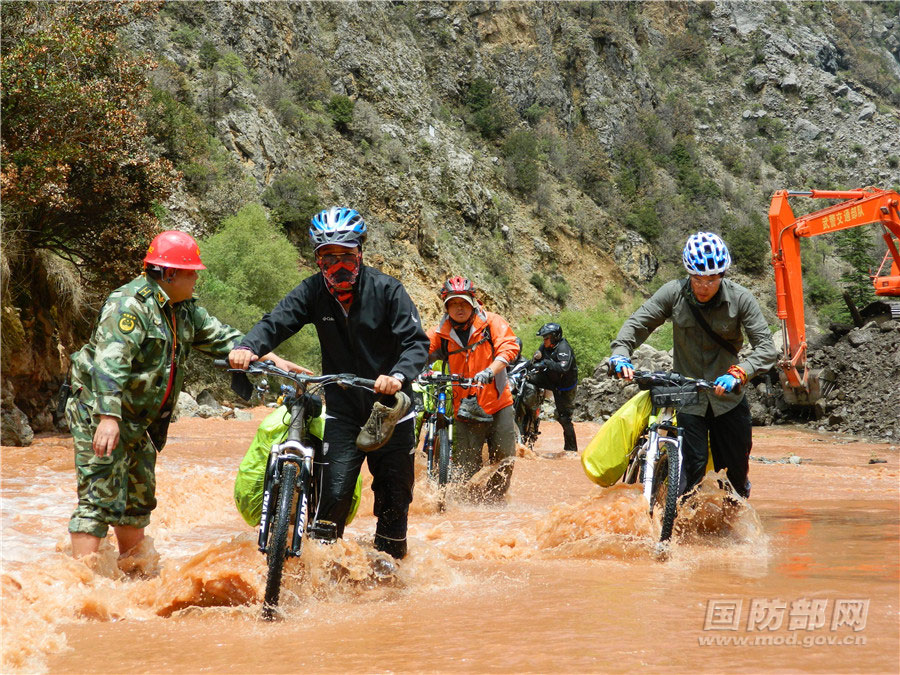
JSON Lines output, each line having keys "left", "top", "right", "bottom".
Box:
{"left": 66, "top": 398, "right": 158, "bottom": 538}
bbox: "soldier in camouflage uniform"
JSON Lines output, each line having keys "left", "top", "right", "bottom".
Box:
{"left": 66, "top": 231, "right": 291, "bottom": 559}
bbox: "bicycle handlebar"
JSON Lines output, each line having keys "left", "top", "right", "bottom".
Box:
{"left": 214, "top": 359, "right": 377, "bottom": 391}
{"left": 628, "top": 370, "right": 715, "bottom": 391}
{"left": 415, "top": 372, "right": 483, "bottom": 388}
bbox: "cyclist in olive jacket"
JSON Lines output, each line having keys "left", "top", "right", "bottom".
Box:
{"left": 609, "top": 232, "right": 777, "bottom": 498}
{"left": 229, "top": 207, "right": 429, "bottom": 559}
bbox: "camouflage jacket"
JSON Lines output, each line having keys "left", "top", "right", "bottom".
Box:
{"left": 69, "top": 275, "right": 242, "bottom": 427}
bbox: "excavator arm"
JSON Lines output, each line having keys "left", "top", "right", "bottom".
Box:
{"left": 768, "top": 187, "right": 900, "bottom": 405}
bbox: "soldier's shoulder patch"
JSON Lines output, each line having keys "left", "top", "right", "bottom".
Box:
{"left": 136, "top": 285, "right": 154, "bottom": 301}
{"left": 118, "top": 312, "right": 139, "bottom": 334}
{"left": 156, "top": 292, "right": 166, "bottom": 305}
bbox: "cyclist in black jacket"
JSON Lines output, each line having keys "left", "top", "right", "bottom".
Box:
{"left": 229, "top": 207, "right": 429, "bottom": 559}
{"left": 529, "top": 323, "right": 579, "bottom": 453}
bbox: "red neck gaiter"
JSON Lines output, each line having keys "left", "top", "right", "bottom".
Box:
{"left": 318, "top": 253, "right": 361, "bottom": 307}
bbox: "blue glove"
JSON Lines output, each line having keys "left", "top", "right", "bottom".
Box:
{"left": 474, "top": 367, "right": 494, "bottom": 384}
{"left": 714, "top": 373, "right": 740, "bottom": 393}
{"left": 608, "top": 354, "right": 633, "bottom": 376}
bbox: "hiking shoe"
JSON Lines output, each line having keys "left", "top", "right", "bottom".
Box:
{"left": 356, "top": 391, "right": 411, "bottom": 452}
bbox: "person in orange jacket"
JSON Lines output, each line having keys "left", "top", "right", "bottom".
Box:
{"left": 427, "top": 276, "right": 519, "bottom": 500}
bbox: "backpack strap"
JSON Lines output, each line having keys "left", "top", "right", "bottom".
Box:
{"left": 440, "top": 323, "right": 494, "bottom": 359}
{"left": 682, "top": 279, "right": 738, "bottom": 357}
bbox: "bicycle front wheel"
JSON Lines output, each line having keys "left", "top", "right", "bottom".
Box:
{"left": 263, "top": 462, "right": 297, "bottom": 620}
{"left": 653, "top": 448, "right": 681, "bottom": 542}
{"left": 436, "top": 427, "right": 451, "bottom": 486}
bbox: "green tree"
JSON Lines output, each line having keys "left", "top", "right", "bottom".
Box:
{"left": 327, "top": 95, "right": 355, "bottom": 130}
{"left": 466, "top": 77, "right": 494, "bottom": 111}
{"left": 1, "top": 2, "right": 174, "bottom": 280}
{"left": 503, "top": 130, "right": 540, "bottom": 196}
{"left": 218, "top": 50, "right": 247, "bottom": 96}
{"left": 1, "top": 1, "right": 173, "bottom": 422}
{"left": 196, "top": 204, "right": 321, "bottom": 368}
{"left": 261, "top": 171, "right": 320, "bottom": 245}
{"left": 835, "top": 228, "right": 877, "bottom": 310}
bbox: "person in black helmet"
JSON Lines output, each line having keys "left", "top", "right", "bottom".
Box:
{"left": 529, "top": 323, "right": 578, "bottom": 453}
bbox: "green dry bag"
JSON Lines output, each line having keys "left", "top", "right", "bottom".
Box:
{"left": 234, "top": 405, "right": 362, "bottom": 527}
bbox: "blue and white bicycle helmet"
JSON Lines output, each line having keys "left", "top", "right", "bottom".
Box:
{"left": 682, "top": 231, "right": 731, "bottom": 275}
{"left": 309, "top": 207, "right": 367, "bottom": 249}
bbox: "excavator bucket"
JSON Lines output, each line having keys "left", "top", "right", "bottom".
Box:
{"left": 779, "top": 368, "right": 835, "bottom": 413}
{"left": 780, "top": 370, "right": 821, "bottom": 408}
{"left": 860, "top": 300, "right": 900, "bottom": 324}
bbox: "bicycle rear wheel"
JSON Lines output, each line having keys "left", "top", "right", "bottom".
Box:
{"left": 653, "top": 448, "right": 681, "bottom": 542}
{"left": 263, "top": 462, "right": 297, "bottom": 620}
{"left": 436, "top": 427, "right": 451, "bottom": 486}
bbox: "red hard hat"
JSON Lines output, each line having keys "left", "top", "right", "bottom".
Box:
{"left": 143, "top": 231, "right": 205, "bottom": 270}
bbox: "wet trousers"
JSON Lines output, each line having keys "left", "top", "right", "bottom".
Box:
{"left": 66, "top": 398, "right": 158, "bottom": 538}
{"left": 552, "top": 386, "right": 578, "bottom": 452}
{"left": 678, "top": 396, "right": 753, "bottom": 498}
{"left": 319, "top": 417, "right": 415, "bottom": 559}
{"left": 453, "top": 404, "right": 516, "bottom": 491}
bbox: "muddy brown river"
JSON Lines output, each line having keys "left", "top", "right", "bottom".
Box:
{"left": 1, "top": 412, "right": 897, "bottom": 673}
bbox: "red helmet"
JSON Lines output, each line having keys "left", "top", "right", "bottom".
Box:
{"left": 143, "top": 231, "right": 206, "bottom": 270}
{"left": 440, "top": 276, "right": 477, "bottom": 304}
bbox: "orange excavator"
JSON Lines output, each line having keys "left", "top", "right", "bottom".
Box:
{"left": 768, "top": 186, "right": 900, "bottom": 405}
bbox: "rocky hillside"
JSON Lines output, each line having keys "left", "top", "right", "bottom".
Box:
{"left": 2, "top": 0, "right": 899, "bottom": 443}
{"left": 128, "top": 1, "right": 900, "bottom": 322}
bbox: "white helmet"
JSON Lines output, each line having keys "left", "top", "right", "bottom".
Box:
{"left": 682, "top": 232, "right": 731, "bottom": 275}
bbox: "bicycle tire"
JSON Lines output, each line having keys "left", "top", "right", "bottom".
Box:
{"left": 436, "top": 427, "right": 451, "bottom": 486}
{"left": 653, "top": 448, "right": 680, "bottom": 542}
{"left": 263, "top": 462, "right": 297, "bottom": 619}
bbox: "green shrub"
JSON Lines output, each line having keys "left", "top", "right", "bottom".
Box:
{"left": 503, "top": 130, "right": 540, "bottom": 195}
{"left": 144, "top": 87, "right": 211, "bottom": 164}
{"left": 198, "top": 40, "right": 220, "bottom": 69}
{"left": 524, "top": 103, "right": 546, "bottom": 125}
{"left": 552, "top": 278, "right": 571, "bottom": 305}
{"left": 530, "top": 273, "right": 546, "bottom": 293}
{"left": 172, "top": 25, "right": 200, "bottom": 48}
{"left": 465, "top": 77, "right": 494, "bottom": 111}
{"left": 472, "top": 104, "right": 507, "bottom": 139}
{"left": 327, "top": 94, "right": 354, "bottom": 129}
{"left": 197, "top": 203, "right": 321, "bottom": 369}
{"left": 625, "top": 203, "right": 662, "bottom": 241}
{"left": 261, "top": 171, "right": 320, "bottom": 240}
{"left": 726, "top": 218, "right": 769, "bottom": 274}
{"left": 291, "top": 53, "right": 331, "bottom": 103}
{"left": 516, "top": 301, "right": 636, "bottom": 375}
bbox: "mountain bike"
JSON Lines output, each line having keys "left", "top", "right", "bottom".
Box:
{"left": 217, "top": 360, "right": 389, "bottom": 620}
{"left": 415, "top": 371, "right": 479, "bottom": 488}
{"left": 509, "top": 360, "right": 542, "bottom": 449}
{"left": 615, "top": 370, "right": 715, "bottom": 544}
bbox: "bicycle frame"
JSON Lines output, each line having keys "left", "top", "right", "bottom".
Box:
{"left": 257, "top": 385, "right": 331, "bottom": 556}
{"left": 509, "top": 361, "right": 541, "bottom": 447}
{"left": 421, "top": 380, "right": 453, "bottom": 478}
{"left": 416, "top": 372, "right": 480, "bottom": 485}
{"left": 618, "top": 370, "right": 714, "bottom": 543}
{"left": 632, "top": 408, "right": 683, "bottom": 510}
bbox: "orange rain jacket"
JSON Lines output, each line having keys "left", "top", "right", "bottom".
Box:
{"left": 427, "top": 307, "right": 519, "bottom": 416}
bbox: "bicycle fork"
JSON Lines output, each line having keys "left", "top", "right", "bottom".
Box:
{"left": 641, "top": 423, "right": 684, "bottom": 511}
{"left": 257, "top": 440, "right": 312, "bottom": 554}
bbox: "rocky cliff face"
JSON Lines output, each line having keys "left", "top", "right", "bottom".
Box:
{"left": 126, "top": 1, "right": 899, "bottom": 322}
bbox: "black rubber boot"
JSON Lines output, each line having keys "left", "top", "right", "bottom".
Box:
{"left": 374, "top": 533, "right": 407, "bottom": 560}
{"left": 562, "top": 421, "right": 578, "bottom": 453}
